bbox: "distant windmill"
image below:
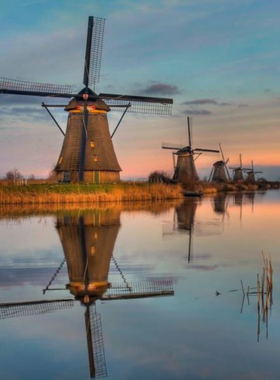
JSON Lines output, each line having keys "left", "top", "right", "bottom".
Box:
{"left": 245, "top": 161, "right": 263, "bottom": 184}
{"left": 162, "top": 117, "right": 219, "bottom": 183}
{"left": 163, "top": 199, "right": 197, "bottom": 262}
{"left": 229, "top": 154, "right": 251, "bottom": 182}
{"left": 208, "top": 143, "right": 231, "bottom": 182}
{"left": 0, "top": 209, "right": 174, "bottom": 378}
{"left": 0, "top": 16, "right": 173, "bottom": 183}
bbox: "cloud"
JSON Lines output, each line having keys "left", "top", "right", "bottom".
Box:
{"left": 238, "top": 103, "right": 248, "bottom": 107}
{"left": 182, "top": 109, "right": 212, "bottom": 116}
{"left": 139, "top": 83, "right": 180, "bottom": 95}
{"left": 182, "top": 98, "right": 231, "bottom": 106}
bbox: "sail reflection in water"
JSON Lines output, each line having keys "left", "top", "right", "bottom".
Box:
{"left": 0, "top": 208, "right": 174, "bottom": 379}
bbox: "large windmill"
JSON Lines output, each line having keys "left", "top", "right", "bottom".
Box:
{"left": 0, "top": 16, "right": 173, "bottom": 183}
{"left": 208, "top": 143, "right": 231, "bottom": 183}
{"left": 0, "top": 209, "right": 174, "bottom": 378}
{"left": 162, "top": 117, "right": 219, "bottom": 183}
{"left": 244, "top": 161, "right": 263, "bottom": 184}
{"left": 229, "top": 154, "right": 251, "bottom": 182}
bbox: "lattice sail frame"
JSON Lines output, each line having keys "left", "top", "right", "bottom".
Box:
{"left": 102, "top": 280, "right": 174, "bottom": 299}
{"left": 0, "top": 300, "right": 74, "bottom": 319}
{"left": 88, "top": 17, "right": 105, "bottom": 89}
{"left": 104, "top": 98, "right": 172, "bottom": 115}
{"left": 0, "top": 77, "right": 74, "bottom": 95}
{"left": 90, "top": 306, "right": 107, "bottom": 378}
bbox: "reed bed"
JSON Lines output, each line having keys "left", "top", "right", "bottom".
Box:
{"left": 0, "top": 183, "right": 183, "bottom": 205}
{"left": 240, "top": 251, "right": 273, "bottom": 341}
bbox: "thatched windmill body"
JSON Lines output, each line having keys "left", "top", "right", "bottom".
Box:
{"left": 245, "top": 161, "right": 263, "bottom": 184}
{"left": 162, "top": 117, "right": 219, "bottom": 183}
{"left": 209, "top": 143, "right": 231, "bottom": 183}
{"left": 0, "top": 16, "right": 173, "bottom": 183}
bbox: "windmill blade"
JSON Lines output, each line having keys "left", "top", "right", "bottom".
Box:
{"left": 99, "top": 93, "right": 173, "bottom": 115}
{"left": 172, "top": 152, "right": 176, "bottom": 170}
{"left": 0, "top": 77, "right": 75, "bottom": 98}
{"left": 85, "top": 305, "right": 107, "bottom": 378}
{"left": 187, "top": 116, "right": 192, "bottom": 147}
{"left": 194, "top": 148, "right": 220, "bottom": 153}
{"left": 239, "top": 154, "right": 242, "bottom": 168}
{"left": 101, "top": 280, "right": 174, "bottom": 300}
{"left": 83, "top": 16, "right": 105, "bottom": 89}
{"left": 219, "top": 143, "right": 226, "bottom": 162}
{"left": 162, "top": 142, "right": 184, "bottom": 150}
{"left": 0, "top": 299, "right": 74, "bottom": 319}
{"left": 225, "top": 159, "right": 231, "bottom": 180}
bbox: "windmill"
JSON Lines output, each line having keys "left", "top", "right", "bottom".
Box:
{"left": 229, "top": 154, "right": 251, "bottom": 182}
{"left": 0, "top": 16, "right": 173, "bottom": 184}
{"left": 162, "top": 117, "right": 219, "bottom": 183}
{"left": 0, "top": 209, "right": 174, "bottom": 378}
{"left": 208, "top": 143, "right": 231, "bottom": 182}
{"left": 244, "top": 161, "right": 263, "bottom": 184}
{"left": 163, "top": 199, "right": 198, "bottom": 262}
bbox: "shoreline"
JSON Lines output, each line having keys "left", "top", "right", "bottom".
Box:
{"left": 0, "top": 183, "right": 183, "bottom": 205}
{"left": 0, "top": 181, "right": 278, "bottom": 205}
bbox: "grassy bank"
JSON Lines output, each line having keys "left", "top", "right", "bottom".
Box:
{"left": 0, "top": 183, "right": 183, "bottom": 205}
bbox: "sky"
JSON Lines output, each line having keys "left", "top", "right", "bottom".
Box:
{"left": 0, "top": 0, "right": 279, "bottom": 180}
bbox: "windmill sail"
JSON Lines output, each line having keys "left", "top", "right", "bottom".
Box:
{"left": 100, "top": 94, "right": 173, "bottom": 115}
{"left": 0, "top": 77, "right": 74, "bottom": 97}
{"left": 0, "top": 299, "right": 74, "bottom": 319}
{"left": 86, "top": 305, "right": 107, "bottom": 378}
{"left": 83, "top": 16, "right": 105, "bottom": 89}
{"left": 101, "top": 280, "right": 174, "bottom": 300}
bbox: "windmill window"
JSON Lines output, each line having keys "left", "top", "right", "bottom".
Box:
{"left": 94, "top": 232, "right": 98, "bottom": 240}
{"left": 58, "top": 157, "right": 63, "bottom": 164}
{"left": 91, "top": 246, "right": 95, "bottom": 256}
{"left": 93, "top": 155, "right": 98, "bottom": 162}
{"left": 90, "top": 140, "right": 95, "bottom": 148}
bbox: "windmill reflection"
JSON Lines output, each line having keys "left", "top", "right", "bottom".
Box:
{"left": 0, "top": 208, "right": 174, "bottom": 379}
{"left": 56, "top": 210, "right": 121, "bottom": 301}
{"left": 212, "top": 194, "right": 229, "bottom": 216}
{"left": 175, "top": 199, "right": 198, "bottom": 262}
{"left": 233, "top": 191, "right": 256, "bottom": 222}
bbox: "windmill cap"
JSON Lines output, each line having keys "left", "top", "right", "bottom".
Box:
{"left": 65, "top": 98, "right": 110, "bottom": 111}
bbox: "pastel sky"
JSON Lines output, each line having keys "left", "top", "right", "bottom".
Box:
{"left": 0, "top": 0, "right": 279, "bottom": 180}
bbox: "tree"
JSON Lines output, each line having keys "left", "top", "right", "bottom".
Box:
{"left": 148, "top": 171, "right": 172, "bottom": 183}
{"left": 5, "top": 168, "right": 23, "bottom": 182}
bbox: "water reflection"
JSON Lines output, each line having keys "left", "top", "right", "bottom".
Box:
{"left": 0, "top": 207, "right": 174, "bottom": 379}
{"left": 1, "top": 193, "right": 280, "bottom": 379}
{"left": 212, "top": 194, "right": 229, "bottom": 216}
{"left": 175, "top": 199, "right": 197, "bottom": 263}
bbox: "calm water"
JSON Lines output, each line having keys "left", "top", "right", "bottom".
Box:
{"left": 0, "top": 190, "right": 280, "bottom": 380}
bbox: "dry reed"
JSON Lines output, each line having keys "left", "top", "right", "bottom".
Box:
{"left": 0, "top": 183, "right": 183, "bottom": 205}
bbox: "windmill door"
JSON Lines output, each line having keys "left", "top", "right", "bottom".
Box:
{"left": 63, "top": 172, "right": 71, "bottom": 183}
{"left": 94, "top": 171, "right": 100, "bottom": 184}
